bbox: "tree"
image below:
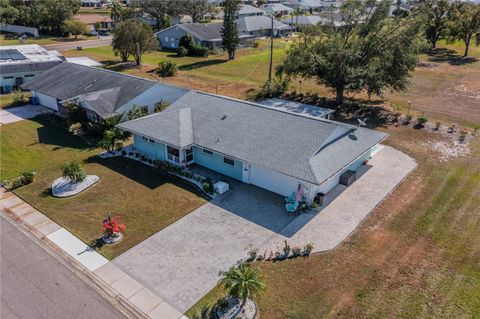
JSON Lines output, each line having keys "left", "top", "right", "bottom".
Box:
{"left": 417, "top": 0, "right": 450, "bottom": 49}
{"left": 42, "top": 0, "right": 80, "bottom": 35}
{"left": 98, "top": 128, "right": 123, "bottom": 153}
{"left": 110, "top": 1, "right": 124, "bottom": 23}
{"left": 279, "top": 0, "right": 422, "bottom": 105}
{"left": 131, "top": 0, "right": 178, "bottom": 30}
{"left": 0, "top": 0, "right": 19, "bottom": 24}
{"left": 62, "top": 161, "right": 86, "bottom": 183}
{"left": 127, "top": 105, "right": 148, "bottom": 120}
{"left": 63, "top": 19, "right": 89, "bottom": 39}
{"left": 219, "top": 263, "right": 265, "bottom": 312}
{"left": 221, "top": 0, "right": 241, "bottom": 60}
{"left": 112, "top": 19, "right": 157, "bottom": 65}
{"left": 178, "top": 0, "right": 214, "bottom": 22}
{"left": 447, "top": 2, "right": 480, "bottom": 57}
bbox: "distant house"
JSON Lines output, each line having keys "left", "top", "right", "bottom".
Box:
{"left": 155, "top": 23, "right": 252, "bottom": 50}
{"left": 0, "top": 24, "right": 39, "bottom": 37}
{"left": 281, "top": 15, "right": 322, "bottom": 28}
{"left": 80, "top": 0, "right": 112, "bottom": 8}
{"left": 0, "top": 45, "right": 64, "bottom": 93}
{"left": 118, "top": 91, "right": 387, "bottom": 203}
{"left": 236, "top": 4, "right": 265, "bottom": 18}
{"left": 261, "top": 3, "right": 294, "bottom": 16}
{"left": 285, "top": 0, "right": 340, "bottom": 11}
{"left": 236, "top": 16, "right": 292, "bottom": 37}
{"left": 21, "top": 62, "right": 189, "bottom": 121}
{"left": 72, "top": 14, "right": 113, "bottom": 33}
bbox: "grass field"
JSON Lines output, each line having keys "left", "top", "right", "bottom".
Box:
{"left": 187, "top": 126, "right": 480, "bottom": 319}
{"left": 62, "top": 38, "right": 480, "bottom": 127}
{"left": 0, "top": 34, "right": 98, "bottom": 46}
{"left": 0, "top": 116, "right": 207, "bottom": 260}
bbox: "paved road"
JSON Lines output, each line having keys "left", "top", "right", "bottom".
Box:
{"left": 43, "top": 37, "right": 112, "bottom": 51}
{"left": 0, "top": 215, "right": 127, "bottom": 319}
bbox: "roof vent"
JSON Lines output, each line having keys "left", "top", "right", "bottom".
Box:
{"left": 221, "top": 113, "right": 229, "bottom": 120}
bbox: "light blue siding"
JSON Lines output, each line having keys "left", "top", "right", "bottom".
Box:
{"left": 193, "top": 146, "right": 243, "bottom": 181}
{"left": 348, "top": 149, "right": 372, "bottom": 171}
{"left": 133, "top": 135, "right": 166, "bottom": 161}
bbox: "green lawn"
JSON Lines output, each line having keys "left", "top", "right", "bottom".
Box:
{"left": 0, "top": 116, "right": 207, "bottom": 259}
{"left": 187, "top": 128, "right": 480, "bottom": 319}
{"left": 0, "top": 92, "right": 31, "bottom": 109}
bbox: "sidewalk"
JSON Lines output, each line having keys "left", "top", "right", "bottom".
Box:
{"left": 0, "top": 188, "right": 187, "bottom": 319}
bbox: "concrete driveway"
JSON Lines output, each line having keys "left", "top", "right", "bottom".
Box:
{"left": 113, "top": 145, "right": 416, "bottom": 314}
{"left": 0, "top": 105, "right": 51, "bottom": 125}
{"left": 114, "top": 183, "right": 295, "bottom": 313}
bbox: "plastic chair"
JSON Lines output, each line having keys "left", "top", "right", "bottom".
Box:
{"left": 286, "top": 200, "right": 299, "bottom": 213}
{"left": 284, "top": 192, "right": 296, "bottom": 203}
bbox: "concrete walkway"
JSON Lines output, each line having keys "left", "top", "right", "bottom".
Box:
{"left": 263, "top": 145, "right": 417, "bottom": 253}
{"left": 0, "top": 105, "right": 51, "bottom": 125}
{"left": 0, "top": 189, "right": 186, "bottom": 319}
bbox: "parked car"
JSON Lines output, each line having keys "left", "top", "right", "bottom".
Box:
{"left": 98, "top": 30, "right": 110, "bottom": 36}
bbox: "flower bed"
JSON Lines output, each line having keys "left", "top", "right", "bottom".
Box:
{"left": 216, "top": 297, "right": 256, "bottom": 319}
{"left": 52, "top": 175, "right": 99, "bottom": 197}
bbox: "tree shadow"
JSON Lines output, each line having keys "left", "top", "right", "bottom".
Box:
{"left": 178, "top": 59, "right": 227, "bottom": 71}
{"left": 101, "top": 60, "right": 137, "bottom": 72}
{"left": 427, "top": 48, "right": 478, "bottom": 65}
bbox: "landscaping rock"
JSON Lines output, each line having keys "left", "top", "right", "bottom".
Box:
{"left": 52, "top": 175, "right": 99, "bottom": 197}
{"left": 216, "top": 297, "right": 256, "bottom": 319}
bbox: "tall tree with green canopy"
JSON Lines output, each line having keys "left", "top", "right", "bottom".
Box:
{"left": 221, "top": 0, "right": 241, "bottom": 60}
{"left": 131, "top": 0, "right": 178, "bottom": 30}
{"left": 0, "top": 0, "right": 19, "bottom": 24}
{"left": 42, "top": 0, "right": 80, "bottom": 35}
{"left": 62, "top": 19, "right": 88, "bottom": 39}
{"left": 112, "top": 19, "right": 157, "bottom": 65}
{"left": 219, "top": 263, "right": 265, "bottom": 312}
{"left": 110, "top": 1, "right": 124, "bottom": 23}
{"left": 417, "top": 0, "right": 450, "bottom": 49}
{"left": 447, "top": 1, "right": 480, "bottom": 57}
{"left": 278, "top": 0, "right": 423, "bottom": 105}
{"left": 178, "top": 0, "right": 214, "bottom": 22}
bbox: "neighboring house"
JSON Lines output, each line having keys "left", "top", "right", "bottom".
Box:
{"left": 281, "top": 15, "right": 322, "bottom": 27}
{"left": 172, "top": 15, "right": 193, "bottom": 25}
{"left": 261, "top": 3, "right": 294, "bottom": 16}
{"left": 21, "top": 62, "right": 189, "bottom": 121}
{"left": 0, "top": 24, "right": 39, "bottom": 37}
{"left": 236, "top": 4, "right": 265, "bottom": 17}
{"left": 72, "top": 14, "right": 113, "bottom": 32}
{"left": 285, "top": 0, "right": 340, "bottom": 11}
{"left": 118, "top": 91, "right": 387, "bottom": 203}
{"left": 155, "top": 23, "right": 252, "bottom": 50}
{"left": 0, "top": 45, "right": 64, "bottom": 93}
{"left": 80, "top": 0, "right": 112, "bottom": 7}
{"left": 236, "top": 16, "right": 292, "bottom": 37}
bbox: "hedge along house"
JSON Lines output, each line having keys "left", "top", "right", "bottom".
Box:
{"left": 118, "top": 91, "right": 388, "bottom": 204}
{"left": 21, "top": 62, "right": 189, "bottom": 121}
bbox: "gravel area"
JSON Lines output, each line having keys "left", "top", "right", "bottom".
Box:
{"left": 52, "top": 175, "right": 99, "bottom": 197}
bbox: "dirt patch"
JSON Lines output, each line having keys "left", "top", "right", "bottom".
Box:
{"left": 427, "top": 140, "right": 471, "bottom": 161}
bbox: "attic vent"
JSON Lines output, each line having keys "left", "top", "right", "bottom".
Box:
{"left": 221, "top": 113, "right": 229, "bottom": 120}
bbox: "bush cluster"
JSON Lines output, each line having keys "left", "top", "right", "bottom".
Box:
{"left": 176, "top": 33, "right": 210, "bottom": 57}
{"left": 156, "top": 61, "right": 177, "bottom": 77}
{"left": 11, "top": 171, "right": 36, "bottom": 190}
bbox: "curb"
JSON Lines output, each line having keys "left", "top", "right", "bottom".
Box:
{"left": 1, "top": 203, "right": 148, "bottom": 319}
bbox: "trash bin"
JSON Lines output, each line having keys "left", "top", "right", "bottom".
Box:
{"left": 315, "top": 192, "right": 325, "bottom": 206}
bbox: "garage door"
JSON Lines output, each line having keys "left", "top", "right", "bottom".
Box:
{"left": 248, "top": 164, "right": 299, "bottom": 197}
{"left": 34, "top": 92, "right": 58, "bottom": 111}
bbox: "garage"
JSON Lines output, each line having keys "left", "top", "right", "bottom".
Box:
{"left": 32, "top": 91, "right": 58, "bottom": 111}
{"left": 245, "top": 163, "right": 301, "bottom": 197}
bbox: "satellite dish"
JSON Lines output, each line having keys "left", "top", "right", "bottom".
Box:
{"left": 357, "top": 118, "right": 367, "bottom": 127}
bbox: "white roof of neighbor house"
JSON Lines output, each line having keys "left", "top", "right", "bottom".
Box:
{"left": 259, "top": 98, "right": 334, "bottom": 119}
{"left": 261, "top": 3, "right": 294, "bottom": 14}
{"left": 66, "top": 57, "right": 102, "bottom": 67}
{"left": 0, "top": 44, "right": 64, "bottom": 74}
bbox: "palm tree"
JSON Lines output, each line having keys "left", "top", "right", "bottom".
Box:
{"left": 219, "top": 263, "right": 265, "bottom": 312}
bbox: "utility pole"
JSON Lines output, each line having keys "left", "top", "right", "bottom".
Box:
{"left": 268, "top": 14, "right": 274, "bottom": 82}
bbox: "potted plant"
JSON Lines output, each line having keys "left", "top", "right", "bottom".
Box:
{"left": 102, "top": 213, "right": 126, "bottom": 244}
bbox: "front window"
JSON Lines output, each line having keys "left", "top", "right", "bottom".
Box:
{"left": 185, "top": 147, "right": 193, "bottom": 163}
{"left": 167, "top": 145, "right": 180, "bottom": 164}
{"left": 223, "top": 156, "right": 235, "bottom": 167}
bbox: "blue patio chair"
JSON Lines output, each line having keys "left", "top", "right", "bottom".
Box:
{"left": 286, "top": 200, "right": 299, "bottom": 213}
{"left": 284, "top": 192, "right": 296, "bottom": 203}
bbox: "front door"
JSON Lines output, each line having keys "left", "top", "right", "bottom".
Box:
{"left": 185, "top": 147, "right": 193, "bottom": 163}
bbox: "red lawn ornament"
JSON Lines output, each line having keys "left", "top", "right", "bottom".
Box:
{"left": 103, "top": 213, "right": 126, "bottom": 238}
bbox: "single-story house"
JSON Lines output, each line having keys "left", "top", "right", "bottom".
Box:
{"left": 261, "top": 3, "right": 294, "bottom": 16}
{"left": 80, "top": 0, "right": 112, "bottom": 8}
{"left": 0, "top": 24, "right": 39, "bottom": 37}
{"left": 281, "top": 15, "right": 322, "bottom": 27}
{"left": 21, "top": 62, "right": 189, "bottom": 121}
{"left": 0, "top": 45, "right": 64, "bottom": 93}
{"left": 236, "top": 4, "right": 265, "bottom": 18}
{"left": 118, "top": 91, "right": 387, "bottom": 203}
{"left": 285, "top": 0, "right": 341, "bottom": 11}
{"left": 155, "top": 23, "right": 253, "bottom": 50}
{"left": 72, "top": 14, "right": 113, "bottom": 33}
{"left": 236, "top": 16, "right": 292, "bottom": 37}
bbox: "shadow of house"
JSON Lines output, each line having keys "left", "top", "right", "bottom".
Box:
{"left": 427, "top": 48, "right": 478, "bottom": 65}
{"left": 178, "top": 59, "right": 227, "bottom": 71}
{"left": 94, "top": 156, "right": 207, "bottom": 196}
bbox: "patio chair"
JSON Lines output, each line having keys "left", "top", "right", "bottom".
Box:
{"left": 284, "top": 192, "right": 296, "bottom": 203}
{"left": 286, "top": 200, "right": 299, "bottom": 213}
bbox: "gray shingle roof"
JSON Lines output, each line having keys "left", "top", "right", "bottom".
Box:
{"left": 281, "top": 15, "right": 322, "bottom": 26}
{"left": 118, "top": 91, "right": 387, "bottom": 185}
{"left": 21, "top": 62, "right": 156, "bottom": 111}
{"left": 238, "top": 4, "right": 265, "bottom": 15}
{"left": 177, "top": 23, "right": 223, "bottom": 41}
{"left": 236, "top": 16, "right": 291, "bottom": 32}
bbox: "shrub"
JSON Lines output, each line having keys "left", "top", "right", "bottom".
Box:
{"left": 156, "top": 61, "right": 177, "bottom": 77}
{"left": 127, "top": 105, "right": 148, "bottom": 120}
{"left": 121, "top": 150, "right": 126, "bottom": 156}
{"left": 252, "top": 41, "right": 260, "bottom": 48}
{"left": 417, "top": 115, "right": 428, "bottom": 125}
{"left": 69, "top": 122, "right": 82, "bottom": 135}
{"left": 291, "top": 247, "right": 301, "bottom": 257}
{"left": 12, "top": 90, "right": 29, "bottom": 106}
{"left": 248, "top": 76, "right": 290, "bottom": 100}
{"left": 202, "top": 177, "right": 214, "bottom": 194}
{"left": 303, "top": 243, "right": 314, "bottom": 256}
{"left": 179, "top": 33, "right": 194, "bottom": 51}
{"left": 177, "top": 45, "right": 188, "bottom": 57}
{"left": 22, "top": 171, "right": 36, "bottom": 184}
{"left": 62, "top": 161, "right": 86, "bottom": 183}
{"left": 189, "top": 44, "right": 210, "bottom": 57}
{"left": 11, "top": 178, "right": 24, "bottom": 190}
